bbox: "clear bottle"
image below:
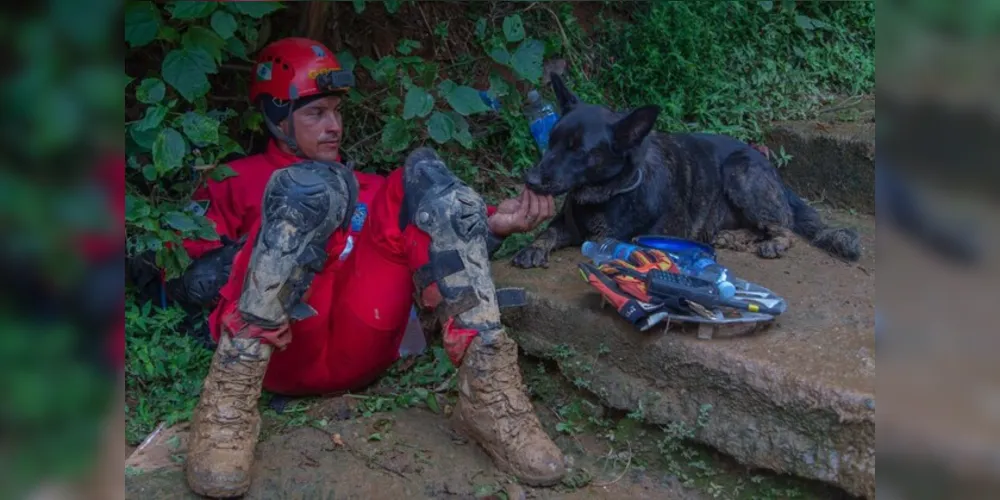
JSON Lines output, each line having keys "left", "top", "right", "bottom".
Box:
{"left": 669, "top": 251, "right": 736, "bottom": 299}
{"left": 524, "top": 90, "right": 559, "bottom": 152}
{"left": 581, "top": 239, "right": 641, "bottom": 265}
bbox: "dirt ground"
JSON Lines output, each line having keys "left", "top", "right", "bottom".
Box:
{"left": 126, "top": 352, "right": 855, "bottom": 500}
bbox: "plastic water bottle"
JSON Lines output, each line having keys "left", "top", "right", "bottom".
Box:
{"left": 669, "top": 250, "right": 736, "bottom": 299}
{"left": 524, "top": 90, "right": 558, "bottom": 152}
{"left": 478, "top": 90, "right": 501, "bottom": 112}
{"left": 581, "top": 239, "right": 641, "bottom": 265}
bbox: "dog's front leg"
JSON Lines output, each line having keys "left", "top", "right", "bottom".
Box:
{"left": 511, "top": 216, "right": 577, "bottom": 269}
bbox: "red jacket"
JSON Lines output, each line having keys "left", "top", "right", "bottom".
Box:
{"left": 184, "top": 139, "right": 496, "bottom": 259}
{"left": 183, "top": 140, "right": 385, "bottom": 259}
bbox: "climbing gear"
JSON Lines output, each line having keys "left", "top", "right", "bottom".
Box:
{"left": 400, "top": 147, "right": 566, "bottom": 485}
{"left": 185, "top": 160, "right": 355, "bottom": 497}
{"left": 249, "top": 37, "right": 355, "bottom": 158}
{"left": 578, "top": 246, "right": 786, "bottom": 333}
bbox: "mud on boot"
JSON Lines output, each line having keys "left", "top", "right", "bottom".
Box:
{"left": 185, "top": 160, "right": 356, "bottom": 498}
{"left": 401, "top": 147, "right": 567, "bottom": 486}
{"left": 185, "top": 334, "right": 272, "bottom": 498}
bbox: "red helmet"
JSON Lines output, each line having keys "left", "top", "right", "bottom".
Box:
{"left": 249, "top": 37, "right": 354, "bottom": 104}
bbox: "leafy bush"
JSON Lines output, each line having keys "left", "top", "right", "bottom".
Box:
{"left": 125, "top": 299, "right": 212, "bottom": 444}
{"left": 126, "top": 0, "right": 285, "bottom": 279}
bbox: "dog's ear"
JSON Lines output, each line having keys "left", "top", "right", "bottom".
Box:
{"left": 550, "top": 72, "right": 579, "bottom": 115}
{"left": 611, "top": 105, "right": 660, "bottom": 152}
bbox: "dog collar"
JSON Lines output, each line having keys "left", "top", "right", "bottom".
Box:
{"left": 612, "top": 169, "right": 644, "bottom": 196}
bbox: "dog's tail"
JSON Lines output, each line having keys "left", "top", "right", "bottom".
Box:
{"left": 785, "top": 187, "right": 862, "bottom": 261}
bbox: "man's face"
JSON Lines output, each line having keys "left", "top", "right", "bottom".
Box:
{"left": 281, "top": 95, "right": 343, "bottom": 162}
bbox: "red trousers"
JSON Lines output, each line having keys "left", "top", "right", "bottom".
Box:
{"left": 209, "top": 168, "right": 483, "bottom": 395}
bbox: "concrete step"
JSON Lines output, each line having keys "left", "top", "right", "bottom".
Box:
{"left": 493, "top": 213, "right": 876, "bottom": 498}
{"left": 765, "top": 97, "right": 875, "bottom": 215}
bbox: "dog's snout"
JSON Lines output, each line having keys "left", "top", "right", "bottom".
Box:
{"left": 524, "top": 168, "right": 543, "bottom": 188}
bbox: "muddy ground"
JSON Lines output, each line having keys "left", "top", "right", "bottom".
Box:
{"left": 127, "top": 344, "right": 857, "bottom": 500}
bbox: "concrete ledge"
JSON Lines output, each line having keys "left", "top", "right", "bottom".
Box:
{"left": 494, "top": 225, "right": 876, "bottom": 498}
{"left": 766, "top": 119, "right": 875, "bottom": 215}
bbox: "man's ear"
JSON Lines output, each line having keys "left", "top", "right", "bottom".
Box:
{"left": 550, "top": 72, "right": 579, "bottom": 115}
{"left": 611, "top": 105, "right": 660, "bottom": 152}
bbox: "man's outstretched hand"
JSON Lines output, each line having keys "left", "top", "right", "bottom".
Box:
{"left": 487, "top": 187, "right": 556, "bottom": 237}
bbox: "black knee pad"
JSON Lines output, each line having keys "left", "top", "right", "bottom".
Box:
{"left": 239, "top": 160, "right": 358, "bottom": 327}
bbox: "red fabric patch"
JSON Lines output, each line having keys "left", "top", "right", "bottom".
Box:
{"left": 219, "top": 300, "right": 292, "bottom": 349}
{"left": 442, "top": 317, "right": 479, "bottom": 366}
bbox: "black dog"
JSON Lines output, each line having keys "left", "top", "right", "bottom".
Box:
{"left": 511, "top": 73, "right": 861, "bottom": 269}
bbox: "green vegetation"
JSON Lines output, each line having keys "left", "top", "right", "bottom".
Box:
{"left": 123, "top": 1, "right": 873, "bottom": 497}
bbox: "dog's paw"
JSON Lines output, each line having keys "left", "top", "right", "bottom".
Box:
{"left": 756, "top": 239, "right": 790, "bottom": 259}
{"left": 712, "top": 229, "right": 757, "bottom": 252}
{"left": 511, "top": 246, "right": 550, "bottom": 269}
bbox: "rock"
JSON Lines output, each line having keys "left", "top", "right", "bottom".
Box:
{"left": 765, "top": 118, "right": 875, "bottom": 215}
{"left": 494, "top": 220, "right": 877, "bottom": 498}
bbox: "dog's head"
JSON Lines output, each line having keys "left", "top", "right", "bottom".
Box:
{"left": 524, "top": 73, "right": 661, "bottom": 197}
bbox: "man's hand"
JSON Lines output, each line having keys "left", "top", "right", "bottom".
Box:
{"left": 487, "top": 187, "right": 556, "bottom": 237}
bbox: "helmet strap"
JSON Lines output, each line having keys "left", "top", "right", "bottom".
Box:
{"left": 262, "top": 84, "right": 306, "bottom": 158}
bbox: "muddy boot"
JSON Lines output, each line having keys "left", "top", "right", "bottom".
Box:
{"left": 402, "top": 148, "right": 566, "bottom": 486}
{"left": 185, "top": 161, "right": 356, "bottom": 498}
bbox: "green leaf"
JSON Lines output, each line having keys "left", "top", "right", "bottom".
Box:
{"left": 488, "top": 71, "right": 510, "bottom": 97}
{"left": 402, "top": 87, "right": 434, "bottom": 120}
{"left": 152, "top": 128, "right": 187, "bottom": 174}
{"left": 445, "top": 86, "right": 489, "bottom": 116}
{"left": 503, "top": 14, "right": 525, "bottom": 43}
{"left": 511, "top": 39, "right": 545, "bottom": 84}
{"left": 167, "top": 1, "right": 216, "bottom": 20}
{"left": 136, "top": 78, "right": 166, "bottom": 104}
{"left": 382, "top": 96, "right": 402, "bottom": 113}
{"left": 415, "top": 61, "right": 438, "bottom": 88}
{"left": 759, "top": 1, "right": 773, "bottom": 11}
{"left": 142, "top": 164, "right": 157, "bottom": 182}
{"left": 182, "top": 26, "right": 226, "bottom": 64}
{"left": 130, "top": 126, "right": 159, "bottom": 150}
{"left": 384, "top": 0, "right": 401, "bottom": 14}
{"left": 210, "top": 10, "right": 238, "bottom": 39}
{"left": 181, "top": 112, "right": 220, "bottom": 147}
{"left": 337, "top": 50, "right": 357, "bottom": 73}
{"left": 227, "top": 1, "right": 283, "bottom": 18}
{"left": 380, "top": 118, "right": 411, "bottom": 153}
{"left": 426, "top": 112, "right": 455, "bottom": 144}
{"left": 425, "top": 392, "right": 440, "bottom": 414}
{"left": 353, "top": 0, "right": 366, "bottom": 14}
{"left": 164, "top": 211, "right": 199, "bottom": 232}
{"left": 437, "top": 79, "right": 457, "bottom": 96}
{"left": 396, "top": 39, "right": 421, "bottom": 55}
{"left": 489, "top": 47, "right": 511, "bottom": 66}
{"left": 162, "top": 49, "right": 214, "bottom": 102}
{"left": 157, "top": 26, "right": 179, "bottom": 43}
{"left": 475, "top": 18, "right": 487, "bottom": 40}
{"left": 225, "top": 36, "right": 249, "bottom": 61}
{"left": 207, "top": 164, "right": 238, "bottom": 182}
{"left": 448, "top": 112, "right": 473, "bottom": 149}
{"left": 124, "top": 2, "right": 161, "bottom": 48}
{"left": 795, "top": 15, "right": 815, "bottom": 31}
{"left": 134, "top": 105, "right": 168, "bottom": 132}
{"left": 371, "top": 57, "right": 398, "bottom": 84}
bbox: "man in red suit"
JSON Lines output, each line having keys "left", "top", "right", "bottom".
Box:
{"left": 183, "top": 38, "right": 566, "bottom": 498}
